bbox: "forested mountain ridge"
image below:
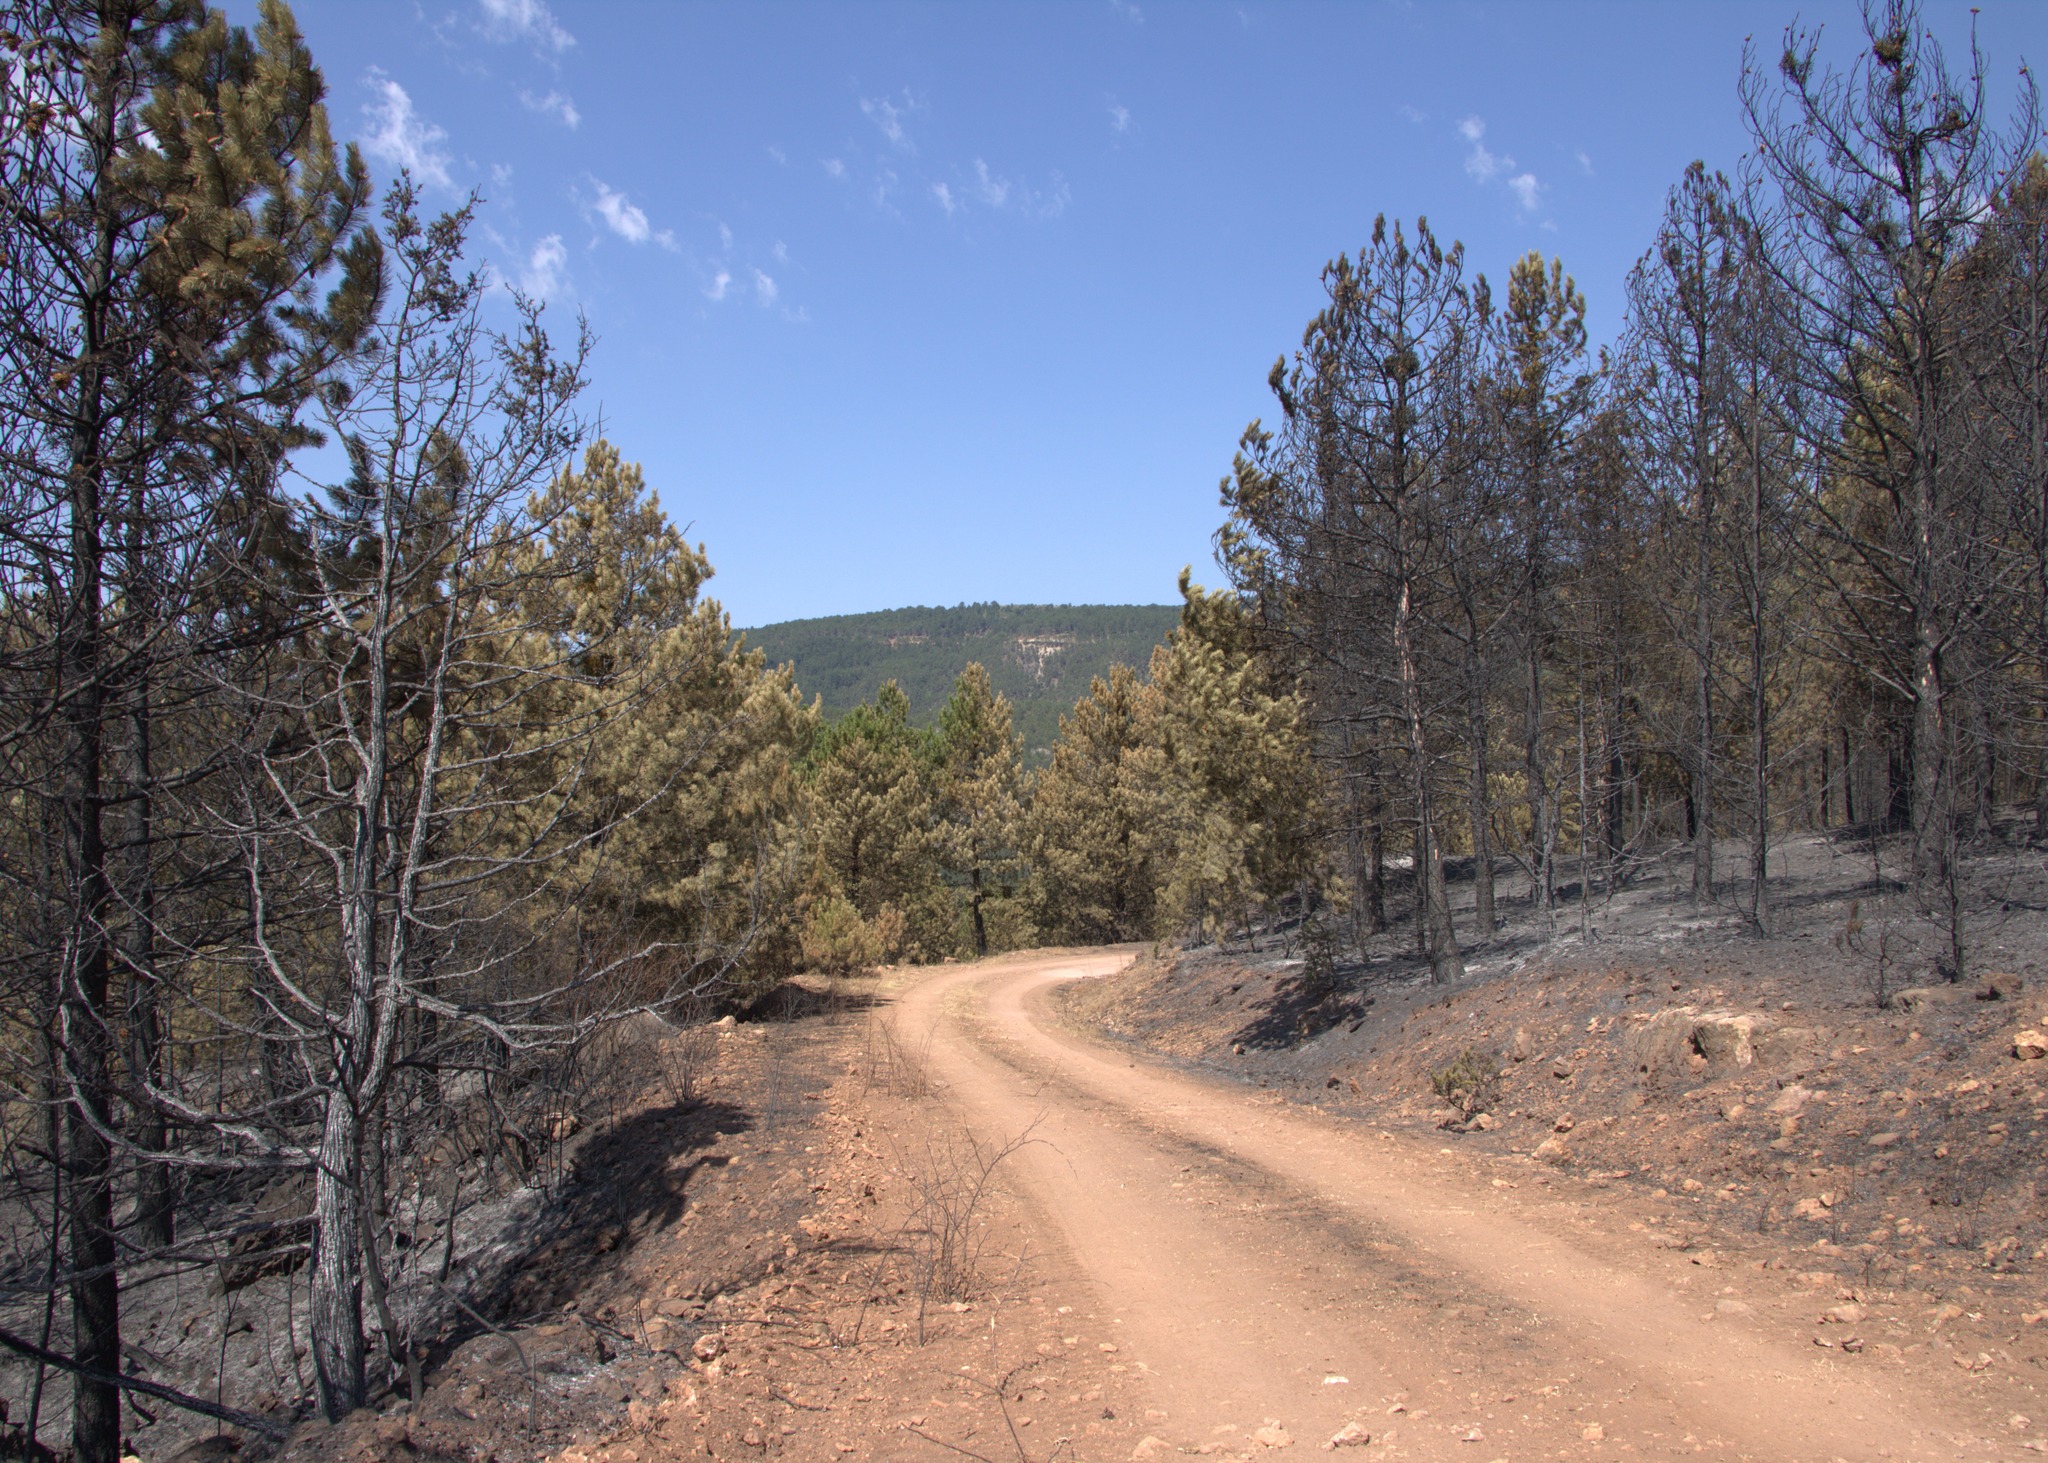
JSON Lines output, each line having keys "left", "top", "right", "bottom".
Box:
{"left": 742, "top": 603, "right": 1181, "bottom": 756}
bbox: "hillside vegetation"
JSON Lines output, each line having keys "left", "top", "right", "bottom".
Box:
{"left": 743, "top": 603, "right": 1179, "bottom": 757}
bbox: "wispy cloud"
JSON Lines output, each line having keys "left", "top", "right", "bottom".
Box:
{"left": 1108, "top": 102, "right": 1131, "bottom": 133}
{"left": 1459, "top": 114, "right": 1507, "bottom": 183}
{"left": 521, "top": 234, "right": 568, "bottom": 298}
{"left": 861, "top": 92, "right": 920, "bottom": 150}
{"left": 478, "top": 0, "right": 573, "bottom": 51}
{"left": 1399, "top": 104, "right": 1427, "bottom": 125}
{"left": 1108, "top": 0, "right": 1143, "bottom": 22}
{"left": 362, "top": 74, "right": 452, "bottom": 189}
{"left": 823, "top": 157, "right": 846, "bottom": 179}
{"left": 1458, "top": 114, "right": 1543, "bottom": 214}
{"left": 752, "top": 269, "right": 778, "bottom": 306}
{"left": 704, "top": 269, "right": 731, "bottom": 302}
{"left": 972, "top": 159, "right": 1010, "bottom": 208}
{"left": 766, "top": 144, "right": 787, "bottom": 165}
{"left": 930, "top": 160, "right": 1066, "bottom": 220}
{"left": 1575, "top": 149, "right": 1594, "bottom": 176}
{"left": 589, "top": 179, "right": 675, "bottom": 248}
{"left": 520, "top": 88, "right": 579, "bottom": 128}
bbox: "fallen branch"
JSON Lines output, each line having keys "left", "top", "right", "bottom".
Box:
{"left": 0, "top": 1324, "right": 288, "bottom": 1438}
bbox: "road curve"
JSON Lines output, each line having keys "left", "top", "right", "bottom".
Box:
{"left": 894, "top": 950, "right": 2016, "bottom": 1463}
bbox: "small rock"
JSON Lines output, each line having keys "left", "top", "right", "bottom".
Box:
{"left": 1132, "top": 1437, "right": 1175, "bottom": 1460}
{"left": 691, "top": 1331, "right": 725, "bottom": 1362}
{"left": 1462, "top": 1427, "right": 1484, "bottom": 1442}
{"left": 1533, "top": 1136, "right": 1570, "bottom": 1165}
{"left": 162, "top": 1442, "right": 240, "bottom": 1463}
{"left": 2014, "top": 1030, "right": 2048, "bottom": 1062}
{"left": 1581, "top": 1423, "right": 1605, "bottom": 1442}
{"left": 1233, "top": 1043, "right": 1248, "bottom": 1056}
{"left": 1551, "top": 1062, "right": 1573, "bottom": 1080}
{"left": 1327, "top": 1421, "right": 1372, "bottom": 1449}
{"left": 1767, "top": 1084, "right": 1813, "bottom": 1115}
{"left": 1792, "top": 1195, "right": 1832, "bottom": 1222}
{"left": 1552, "top": 1114, "right": 1576, "bottom": 1133}
{"left": 1892, "top": 985, "right": 1972, "bottom": 1013}
{"left": 1866, "top": 1132, "right": 1900, "bottom": 1148}
{"left": 1252, "top": 1423, "right": 1294, "bottom": 1448}
{"left": 1509, "top": 1027, "right": 1535, "bottom": 1062}
{"left": 1825, "top": 1302, "right": 1866, "bottom": 1324}
{"left": 713, "top": 1013, "right": 737, "bottom": 1029}
{"left": 1468, "top": 1112, "right": 1496, "bottom": 1132}
{"left": 1715, "top": 1299, "right": 1753, "bottom": 1317}
{"left": 1841, "top": 1337, "right": 1865, "bottom": 1353}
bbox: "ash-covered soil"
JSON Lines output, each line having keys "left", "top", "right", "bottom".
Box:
{"left": 1057, "top": 830, "right": 2048, "bottom": 1392}
{"left": 87, "top": 989, "right": 1144, "bottom": 1463}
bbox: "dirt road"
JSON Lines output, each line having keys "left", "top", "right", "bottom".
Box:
{"left": 897, "top": 951, "right": 2026, "bottom": 1463}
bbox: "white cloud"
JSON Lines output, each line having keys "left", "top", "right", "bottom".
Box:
{"left": 1456, "top": 114, "right": 1544, "bottom": 213}
{"left": 705, "top": 269, "right": 731, "bottom": 302}
{"left": 1399, "top": 104, "right": 1427, "bottom": 125}
{"left": 823, "top": 157, "right": 846, "bottom": 179}
{"left": 1109, "top": 0, "right": 1143, "bottom": 21}
{"left": 972, "top": 159, "right": 1010, "bottom": 208}
{"left": 861, "top": 92, "right": 920, "bottom": 150}
{"left": 932, "top": 181, "right": 960, "bottom": 216}
{"left": 588, "top": 180, "right": 676, "bottom": 250}
{"left": 490, "top": 161, "right": 513, "bottom": 186}
{"left": 752, "top": 269, "right": 778, "bottom": 305}
{"left": 521, "top": 234, "right": 568, "bottom": 298}
{"left": 718, "top": 222, "right": 733, "bottom": 250}
{"left": 362, "top": 75, "right": 452, "bottom": 189}
{"left": 592, "top": 181, "right": 649, "bottom": 242}
{"left": 520, "top": 89, "right": 579, "bottom": 128}
{"left": 766, "top": 144, "right": 787, "bottom": 165}
{"left": 1109, "top": 102, "right": 1131, "bottom": 133}
{"left": 862, "top": 96, "right": 905, "bottom": 146}
{"left": 1458, "top": 114, "right": 1508, "bottom": 183}
{"left": 1575, "top": 149, "right": 1594, "bottom": 176}
{"left": 478, "top": 0, "right": 573, "bottom": 51}
{"left": 772, "top": 240, "right": 789, "bottom": 264}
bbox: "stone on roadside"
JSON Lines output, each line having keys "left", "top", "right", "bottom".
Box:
{"left": 691, "top": 1331, "right": 725, "bottom": 1362}
{"left": 1132, "top": 1437, "right": 1175, "bottom": 1460}
{"left": 1533, "top": 1136, "right": 1570, "bottom": 1164}
{"left": 1252, "top": 1423, "right": 1294, "bottom": 1448}
{"left": 1892, "top": 986, "right": 1971, "bottom": 1013}
{"left": 2013, "top": 1029, "right": 2048, "bottom": 1061}
{"left": 1509, "top": 1027, "right": 1534, "bottom": 1062}
{"left": 1326, "top": 1422, "right": 1372, "bottom": 1449}
{"left": 1581, "top": 1423, "right": 1605, "bottom": 1442}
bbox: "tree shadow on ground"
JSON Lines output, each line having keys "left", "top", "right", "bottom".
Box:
{"left": 479, "top": 1098, "right": 753, "bottom": 1324}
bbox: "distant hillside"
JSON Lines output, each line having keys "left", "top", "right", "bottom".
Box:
{"left": 742, "top": 603, "right": 1181, "bottom": 759}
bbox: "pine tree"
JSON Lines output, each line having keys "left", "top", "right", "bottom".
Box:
{"left": 932, "top": 665, "right": 1024, "bottom": 955}
{"left": 1028, "top": 665, "right": 1156, "bottom": 942}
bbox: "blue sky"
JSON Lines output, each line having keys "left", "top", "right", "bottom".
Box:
{"left": 267, "top": 0, "right": 2047, "bottom": 628}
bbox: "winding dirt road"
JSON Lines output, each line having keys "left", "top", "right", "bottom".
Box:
{"left": 895, "top": 951, "right": 2022, "bottom": 1463}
